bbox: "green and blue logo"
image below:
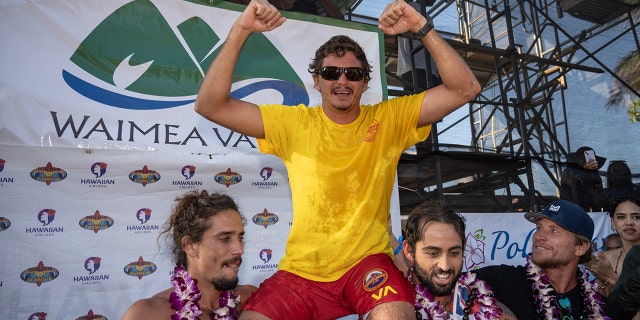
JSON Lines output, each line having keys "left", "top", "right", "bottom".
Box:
{"left": 63, "top": 0, "right": 308, "bottom": 110}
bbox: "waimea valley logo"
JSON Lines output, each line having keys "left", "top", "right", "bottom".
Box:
{"left": 61, "top": 0, "right": 308, "bottom": 111}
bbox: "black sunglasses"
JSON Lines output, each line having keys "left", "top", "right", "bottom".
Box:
{"left": 320, "top": 66, "right": 365, "bottom": 81}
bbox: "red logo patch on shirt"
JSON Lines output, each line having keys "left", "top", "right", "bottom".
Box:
{"left": 363, "top": 119, "right": 380, "bottom": 142}
{"left": 363, "top": 268, "right": 388, "bottom": 291}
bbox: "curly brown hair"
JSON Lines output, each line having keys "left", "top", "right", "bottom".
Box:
{"left": 158, "top": 190, "right": 245, "bottom": 267}
{"left": 308, "top": 35, "right": 373, "bottom": 82}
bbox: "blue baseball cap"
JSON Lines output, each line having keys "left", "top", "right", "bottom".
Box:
{"left": 524, "top": 199, "right": 594, "bottom": 239}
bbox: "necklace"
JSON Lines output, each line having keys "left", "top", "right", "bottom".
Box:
{"left": 169, "top": 263, "right": 239, "bottom": 320}
{"left": 410, "top": 269, "right": 501, "bottom": 320}
{"left": 614, "top": 248, "right": 626, "bottom": 274}
{"left": 525, "top": 255, "right": 610, "bottom": 320}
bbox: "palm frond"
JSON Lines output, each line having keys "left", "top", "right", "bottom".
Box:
{"left": 607, "top": 50, "right": 640, "bottom": 109}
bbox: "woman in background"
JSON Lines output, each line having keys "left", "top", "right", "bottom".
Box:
{"left": 588, "top": 193, "right": 640, "bottom": 319}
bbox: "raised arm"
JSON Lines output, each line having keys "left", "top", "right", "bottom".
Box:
{"left": 194, "top": 0, "right": 286, "bottom": 138}
{"left": 378, "top": 0, "right": 480, "bottom": 127}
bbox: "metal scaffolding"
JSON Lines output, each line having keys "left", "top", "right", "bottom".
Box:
{"left": 344, "top": 0, "right": 639, "bottom": 213}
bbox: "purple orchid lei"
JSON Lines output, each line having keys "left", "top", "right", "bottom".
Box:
{"left": 411, "top": 269, "right": 502, "bottom": 320}
{"left": 525, "top": 255, "right": 610, "bottom": 320}
{"left": 169, "top": 263, "right": 240, "bottom": 320}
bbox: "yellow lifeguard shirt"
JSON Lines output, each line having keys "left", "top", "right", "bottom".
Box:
{"left": 257, "top": 92, "right": 429, "bottom": 281}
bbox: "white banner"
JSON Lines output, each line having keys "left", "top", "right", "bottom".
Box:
{"left": 0, "top": 0, "right": 386, "bottom": 319}
{"left": 0, "top": 144, "right": 613, "bottom": 319}
{"left": 0, "top": 0, "right": 614, "bottom": 319}
{"left": 460, "top": 211, "right": 612, "bottom": 271}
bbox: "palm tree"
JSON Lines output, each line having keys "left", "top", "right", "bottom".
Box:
{"left": 607, "top": 50, "right": 640, "bottom": 122}
{"left": 606, "top": 8, "right": 640, "bottom": 123}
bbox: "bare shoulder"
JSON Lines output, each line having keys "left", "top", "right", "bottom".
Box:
{"left": 121, "top": 288, "right": 172, "bottom": 320}
{"left": 235, "top": 284, "right": 258, "bottom": 309}
{"left": 497, "top": 301, "right": 518, "bottom": 320}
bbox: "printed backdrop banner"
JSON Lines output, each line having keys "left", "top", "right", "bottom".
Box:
{"left": 0, "top": 0, "right": 614, "bottom": 319}
{"left": 0, "top": 0, "right": 385, "bottom": 154}
{"left": 0, "top": 0, "right": 388, "bottom": 319}
{"left": 0, "top": 143, "right": 613, "bottom": 319}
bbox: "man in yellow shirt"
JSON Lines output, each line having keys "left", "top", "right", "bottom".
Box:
{"left": 194, "top": 0, "right": 480, "bottom": 318}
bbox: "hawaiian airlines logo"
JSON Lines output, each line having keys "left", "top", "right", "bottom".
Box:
{"left": 84, "top": 257, "right": 102, "bottom": 274}
{"left": 123, "top": 256, "right": 157, "bottom": 279}
{"left": 82, "top": 161, "right": 115, "bottom": 187}
{"left": 27, "top": 312, "right": 47, "bottom": 320}
{"left": 252, "top": 248, "right": 278, "bottom": 272}
{"left": 37, "top": 209, "right": 56, "bottom": 226}
{"left": 181, "top": 165, "right": 196, "bottom": 180}
{"left": 30, "top": 162, "right": 67, "bottom": 185}
{"left": 259, "top": 249, "right": 272, "bottom": 263}
{"left": 129, "top": 165, "right": 160, "bottom": 187}
{"left": 20, "top": 261, "right": 59, "bottom": 286}
{"left": 127, "top": 208, "right": 159, "bottom": 234}
{"left": 26, "top": 209, "right": 63, "bottom": 236}
{"left": 252, "top": 208, "right": 279, "bottom": 229}
{"left": 260, "top": 167, "right": 272, "bottom": 181}
{"left": 173, "top": 165, "right": 202, "bottom": 189}
{"left": 214, "top": 168, "right": 242, "bottom": 188}
{"left": 91, "top": 162, "right": 107, "bottom": 178}
{"left": 79, "top": 210, "right": 114, "bottom": 233}
{"left": 363, "top": 119, "right": 380, "bottom": 142}
{"left": 74, "top": 309, "right": 107, "bottom": 320}
{"left": 0, "top": 158, "right": 14, "bottom": 185}
{"left": 74, "top": 257, "right": 110, "bottom": 285}
{"left": 0, "top": 217, "right": 11, "bottom": 232}
{"left": 136, "top": 208, "right": 152, "bottom": 224}
{"left": 464, "top": 229, "right": 487, "bottom": 271}
{"left": 61, "top": 0, "right": 308, "bottom": 110}
{"left": 252, "top": 167, "right": 278, "bottom": 189}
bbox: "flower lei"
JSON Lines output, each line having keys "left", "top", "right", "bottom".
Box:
{"left": 411, "top": 269, "right": 502, "bottom": 320}
{"left": 169, "top": 263, "right": 239, "bottom": 320}
{"left": 525, "top": 255, "right": 610, "bottom": 320}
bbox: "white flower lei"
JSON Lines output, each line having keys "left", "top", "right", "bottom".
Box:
{"left": 170, "top": 263, "right": 240, "bottom": 320}
{"left": 411, "top": 269, "right": 502, "bottom": 320}
{"left": 525, "top": 255, "right": 610, "bottom": 320}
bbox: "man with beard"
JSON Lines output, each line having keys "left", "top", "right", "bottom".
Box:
{"left": 121, "top": 190, "right": 257, "bottom": 320}
{"left": 472, "top": 199, "right": 618, "bottom": 319}
{"left": 399, "top": 199, "right": 515, "bottom": 319}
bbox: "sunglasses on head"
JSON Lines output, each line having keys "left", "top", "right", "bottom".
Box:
{"left": 320, "top": 66, "right": 365, "bottom": 81}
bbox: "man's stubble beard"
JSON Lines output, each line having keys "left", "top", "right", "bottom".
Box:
{"left": 414, "top": 261, "right": 460, "bottom": 297}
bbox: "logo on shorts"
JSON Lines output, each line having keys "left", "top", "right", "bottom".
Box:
{"left": 363, "top": 268, "right": 387, "bottom": 292}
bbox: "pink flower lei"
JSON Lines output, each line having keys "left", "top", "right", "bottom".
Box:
{"left": 169, "top": 263, "right": 239, "bottom": 320}
{"left": 525, "top": 255, "right": 610, "bottom": 320}
{"left": 411, "top": 269, "right": 502, "bottom": 320}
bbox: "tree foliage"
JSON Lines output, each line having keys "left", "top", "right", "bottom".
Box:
{"left": 607, "top": 50, "right": 640, "bottom": 123}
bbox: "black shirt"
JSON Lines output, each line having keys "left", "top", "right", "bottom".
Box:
{"left": 472, "top": 264, "right": 619, "bottom": 319}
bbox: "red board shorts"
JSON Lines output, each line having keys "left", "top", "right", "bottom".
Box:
{"left": 243, "top": 253, "right": 414, "bottom": 319}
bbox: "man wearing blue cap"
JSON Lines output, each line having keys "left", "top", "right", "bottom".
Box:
{"left": 472, "top": 199, "right": 618, "bottom": 319}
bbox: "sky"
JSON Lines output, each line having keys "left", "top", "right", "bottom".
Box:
{"left": 351, "top": 0, "right": 640, "bottom": 194}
